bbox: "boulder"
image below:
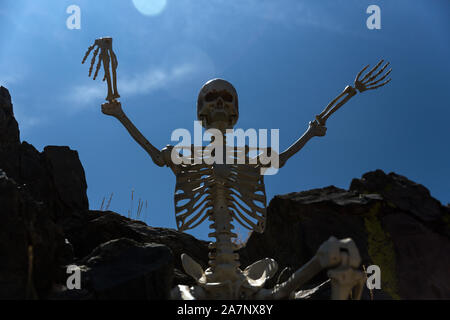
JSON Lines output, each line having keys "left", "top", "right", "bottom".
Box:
{"left": 239, "top": 170, "right": 450, "bottom": 299}
{"left": 350, "top": 169, "right": 445, "bottom": 223}
{"left": 0, "top": 171, "right": 69, "bottom": 299}
{"left": 0, "top": 87, "right": 89, "bottom": 220}
{"left": 69, "top": 238, "right": 173, "bottom": 300}
{"left": 0, "top": 86, "right": 20, "bottom": 146}
{"left": 58, "top": 202, "right": 209, "bottom": 289}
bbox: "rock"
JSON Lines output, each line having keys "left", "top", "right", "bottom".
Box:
{"left": 239, "top": 170, "right": 450, "bottom": 299}
{"left": 382, "top": 213, "right": 450, "bottom": 299}
{"left": 173, "top": 268, "right": 197, "bottom": 287}
{"left": 62, "top": 210, "right": 209, "bottom": 272}
{"left": 0, "top": 86, "right": 20, "bottom": 146}
{"left": 0, "top": 87, "right": 89, "bottom": 219}
{"left": 239, "top": 186, "right": 376, "bottom": 295}
{"left": 74, "top": 238, "right": 174, "bottom": 300}
{"left": 0, "top": 141, "right": 88, "bottom": 221}
{"left": 0, "top": 171, "right": 68, "bottom": 299}
{"left": 350, "top": 170, "right": 444, "bottom": 222}
{"left": 42, "top": 146, "right": 89, "bottom": 214}
{"left": 0, "top": 86, "right": 89, "bottom": 299}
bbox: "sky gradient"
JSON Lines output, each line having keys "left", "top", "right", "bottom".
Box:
{"left": 1, "top": 0, "right": 449, "bottom": 240}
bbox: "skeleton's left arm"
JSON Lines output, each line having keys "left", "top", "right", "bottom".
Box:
{"left": 278, "top": 120, "right": 327, "bottom": 169}
{"left": 278, "top": 60, "right": 391, "bottom": 169}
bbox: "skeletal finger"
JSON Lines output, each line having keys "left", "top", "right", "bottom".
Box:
{"left": 109, "top": 48, "right": 118, "bottom": 69}
{"left": 107, "top": 50, "right": 117, "bottom": 82}
{"left": 367, "top": 78, "right": 391, "bottom": 90}
{"left": 82, "top": 44, "right": 95, "bottom": 64}
{"left": 101, "top": 51, "right": 114, "bottom": 101}
{"left": 102, "top": 52, "right": 109, "bottom": 81}
{"left": 355, "top": 65, "right": 369, "bottom": 82}
{"left": 88, "top": 47, "right": 100, "bottom": 77}
{"left": 361, "top": 59, "right": 384, "bottom": 82}
{"left": 367, "top": 68, "right": 391, "bottom": 86}
{"left": 365, "top": 62, "right": 389, "bottom": 84}
{"left": 109, "top": 48, "right": 120, "bottom": 98}
{"left": 93, "top": 52, "right": 103, "bottom": 80}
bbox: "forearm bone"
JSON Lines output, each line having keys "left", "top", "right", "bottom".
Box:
{"left": 114, "top": 110, "right": 165, "bottom": 167}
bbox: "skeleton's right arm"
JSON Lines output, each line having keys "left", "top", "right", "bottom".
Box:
{"left": 101, "top": 101, "right": 166, "bottom": 167}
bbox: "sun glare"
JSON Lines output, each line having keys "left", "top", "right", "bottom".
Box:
{"left": 132, "top": 0, "right": 167, "bottom": 16}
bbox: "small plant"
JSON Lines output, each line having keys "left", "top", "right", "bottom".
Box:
{"left": 99, "top": 190, "right": 148, "bottom": 223}
{"left": 127, "top": 189, "right": 149, "bottom": 222}
{"left": 99, "top": 192, "right": 114, "bottom": 211}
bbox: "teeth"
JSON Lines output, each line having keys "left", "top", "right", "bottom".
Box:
{"left": 212, "top": 111, "right": 228, "bottom": 121}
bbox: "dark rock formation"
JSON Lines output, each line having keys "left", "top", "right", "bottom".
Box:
{"left": 1, "top": 86, "right": 449, "bottom": 300}
{"left": 0, "top": 87, "right": 88, "bottom": 299}
{"left": 71, "top": 238, "right": 173, "bottom": 300}
{"left": 0, "top": 86, "right": 203, "bottom": 299}
{"left": 0, "top": 87, "right": 19, "bottom": 146}
{"left": 239, "top": 171, "right": 450, "bottom": 299}
{"left": 0, "top": 87, "right": 88, "bottom": 221}
{"left": 62, "top": 210, "right": 209, "bottom": 267}
{"left": 0, "top": 171, "right": 69, "bottom": 299}
{"left": 61, "top": 209, "right": 209, "bottom": 289}
{"left": 350, "top": 170, "right": 446, "bottom": 223}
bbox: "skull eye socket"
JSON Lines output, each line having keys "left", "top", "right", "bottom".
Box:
{"left": 204, "top": 90, "right": 233, "bottom": 103}
{"left": 220, "top": 91, "right": 233, "bottom": 102}
{"left": 205, "top": 91, "right": 219, "bottom": 102}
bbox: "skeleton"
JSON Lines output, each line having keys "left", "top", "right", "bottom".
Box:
{"left": 82, "top": 37, "right": 391, "bottom": 300}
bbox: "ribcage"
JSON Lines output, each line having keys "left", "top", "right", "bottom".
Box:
{"left": 173, "top": 146, "right": 267, "bottom": 233}
{"left": 225, "top": 163, "right": 266, "bottom": 232}
{"left": 174, "top": 163, "right": 214, "bottom": 231}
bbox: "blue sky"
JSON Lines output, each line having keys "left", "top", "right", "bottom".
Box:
{"left": 1, "top": 0, "right": 449, "bottom": 241}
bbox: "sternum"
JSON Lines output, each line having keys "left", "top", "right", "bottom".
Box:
{"left": 207, "top": 152, "right": 240, "bottom": 280}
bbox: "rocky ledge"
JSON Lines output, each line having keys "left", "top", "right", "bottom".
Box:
{"left": 0, "top": 86, "right": 449, "bottom": 299}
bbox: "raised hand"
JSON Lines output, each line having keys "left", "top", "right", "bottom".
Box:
{"left": 315, "top": 60, "right": 392, "bottom": 126}
{"left": 82, "top": 37, "right": 120, "bottom": 102}
{"left": 354, "top": 59, "right": 391, "bottom": 93}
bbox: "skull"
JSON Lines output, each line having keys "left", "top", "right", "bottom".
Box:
{"left": 197, "top": 79, "right": 239, "bottom": 130}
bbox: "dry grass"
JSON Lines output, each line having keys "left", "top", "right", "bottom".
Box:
{"left": 100, "top": 192, "right": 114, "bottom": 211}
{"left": 99, "top": 190, "right": 148, "bottom": 223}
{"left": 127, "top": 189, "right": 148, "bottom": 221}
